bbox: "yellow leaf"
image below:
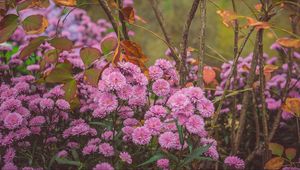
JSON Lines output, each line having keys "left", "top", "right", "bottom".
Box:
{"left": 216, "top": 10, "right": 237, "bottom": 27}
{"left": 264, "top": 64, "right": 278, "bottom": 74}
{"left": 277, "top": 38, "right": 300, "bottom": 49}
{"left": 285, "top": 98, "right": 300, "bottom": 117}
{"left": 264, "top": 157, "right": 284, "bottom": 170}
{"left": 53, "top": 0, "right": 76, "bottom": 7}
{"left": 247, "top": 17, "right": 270, "bottom": 29}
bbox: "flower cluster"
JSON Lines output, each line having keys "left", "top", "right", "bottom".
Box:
{"left": 215, "top": 43, "right": 300, "bottom": 121}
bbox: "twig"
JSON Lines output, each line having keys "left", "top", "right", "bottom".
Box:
{"left": 251, "top": 91, "right": 260, "bottom": 149}
{"left": 257, "top": 28, "right": 269, "bottom": 162}
{"left": 117, "top": 0, "right": 130, "bottom": 40}
{"left": 179, "top": 0, "right": 200, "bottom": 85}
{"left": 230, "top": 0, "right": 239, "bottom": 152}
{"left": 98, "top": 0, "right": 120, "bottom": 38}
{"left": 212, "top": 27, "right": 255, "bottom": 126}
{"left": 198, "top": 0, "right": 206, "bottom": 88}
{"left": 232, "top": 30, "right": 260, "bottom": 154}
{"left": 148, "top": 0, "right": 181, "bottom": 67}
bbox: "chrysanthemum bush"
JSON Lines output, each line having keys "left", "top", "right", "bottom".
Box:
{"left": 0, "top": 56, "right": 220, "bottom": 169}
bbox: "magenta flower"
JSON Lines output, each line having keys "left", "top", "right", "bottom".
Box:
{"left": 132, "top": 126, "right": 152, "bottom": 145}
{"left": 185, "top": 115, "right": 205, "bottom": 134}
{"left": 119, "top": 152, "right": 132, "bottom": 164}
{"left": 152, "top": 79, "right": 170, "bottom": 97}
{"left": 93, "top": 162, "right": 114, "bottom": 170}
{"left": 149, "top": 66, "right": 164, "bottom": 80}
{"left": 4, "top": 112, "right": 23, "bottom": 130}
{"left": 96, "top": 92, "right": 118, "bottom": 112}
{"left": 157, "top": 158, "right": 169, "bottom": 169}
{"left": 224, "top": 156, "right": 245, "bottom": 170}
{"left": 103, "top": 71, "right": 126, "bottom": 90}
{"left": 99, "top": 143, "right": 114, "bottom": 157}
{"left": 167, "top": 92, "right": 190, "bottom": 111}
{"left": 144, "top": 117, "right": 162, "bottom": 135}
{"left": 158, "top": 132, "right": 177, "bottom": 149}
{"left": 56, "top": 99, "right": 70, "bottom": 110}
{"left": 197, "top": 98, "right": 215, "bottom": 118}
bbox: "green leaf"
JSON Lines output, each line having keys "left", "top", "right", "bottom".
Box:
{"left": 22, "top": 14, "right": 48, "bottom": 34}
{"left": 45, "top": 62, "right": 73, "bottom": 83}
{"left": 84, "top": 68, "right": 102, "bottom": 87}
{"left": 175, "top": 120, "right": 184, "bottom": 147}
{"left": 285, "top": 148, "right": 296, "bottom": 160}
{"left": 44, "top": 49, "right": 60, "bottom": 64}
{"left": 48, "top": 37, "right": 73, "bottom": 51}
{"left": 180, "top": 145, "right": 211, "bottom": 167}
{"left": 0, "top": 14, "right": 19, "bottom": 43}
{"left": 63, "top": 79, "right": 80, "bottom": 109}
{"left": 269, "top": 143, "right": 284, "bottom": 157}
{"left": 19, "top": 36, "right": 48, "bottom": 59}
{"left": 138, "top": 153, "right": 164, "bottom": 167}
{"left": 100, "top": 35, "right": 118, "bottom": 55}
{"left": 80, "top": 47, "right": 101, "bottom": 68}
{"left": 71, "top": 150, "right": 79, "bottom": 161}
{"left": 55, "top": 157, "right": 81, "bottom": 167}
{"left": 89, "top": 121, "right": 112, "bottom": 129}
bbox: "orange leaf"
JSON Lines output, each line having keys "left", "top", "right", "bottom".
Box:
{"left": 216, "top": 10, "right": 237, "bottom": 27}
{"left": 22, "top": 15, "right": 48, "bottom": 34}
{"left": 255, "top": 3, "right": 262, "bottom": 11}
{"left": 203, "top": 66, "right": 216, "bottom": 84}
{"left": 121, "top": 6, "right": 135, "bottom": 24}
{"left": 284, "top": 98, "right": 300, "bottom": 117}
{"left": 53, "top": 0, "right": 76, "bottom": 7}
{"left": 264, "top": 64, "right": 278, "bottom": 75}
{"left": 264, "top": 157, "right": 284, "bottom": 170}
{"left": 107, "top": 0, "right": 117, "bottom": 9}
{"left": 120, "top": 40, "right": 148, "bottom": 62}
{"left": 277, "top": 38, "right": 300, "bottom": 49}
{"left": 247, "top": 17, "right": 270, "bottom": 29}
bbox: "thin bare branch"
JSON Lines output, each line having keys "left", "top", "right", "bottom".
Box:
{"left": 98, "top": 0, "right": 120, "bottom": 38}
{"left": 118, "top": 0, "right": 130, "bottom": 40}
{"left": 180, "top": 0, "right": 200, "bottom": 84}
{"left": 148, "top": 0, "right": 180, "bottom": 66}
{"left": 198, "top": 0, "right": 206, "bottom": 88}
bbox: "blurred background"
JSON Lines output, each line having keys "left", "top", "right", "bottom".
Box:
{"left": 84, "top": 0, "right": 292, "bottom": 66}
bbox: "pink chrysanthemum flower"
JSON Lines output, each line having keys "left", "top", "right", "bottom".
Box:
{"left": 29, "top": 116, "right": 46, "bottom": 126}
{"left": 224, "top": 156, "right": 245, "bottom": 170}
{"left": 197, "top": 98, "right": 215, "bottom": 118}
{"left": 185, "top": 115, "right": 205, "bottom": 134}
{"left": 2, "top": 163, "right": 18, "bottom": 170}
{"left": 144, "top": 117, "right": 162, "bottom": 135}
{"left": 152, "top": 79, "right": 170, "bottom": 97}
{"left": 149, "top": 66, "right": 164, "bottom": 80}
{"left": 118, "top": 106, "right": 134, "bottom": 119}
{"left": 4, "top": 112, "right": 23, "bottom": 130}
{"left": 132, "top": 126, "right": 152, "bottom": 145}
{"left": 99, "top": 143, "right": 114, "bottom": 157}
{"left": 117, "top": 84, "right": 133, "bottom": 100}
{"left": 82, "top": 145, "right": 98, "bottom": 155}
{"left": 93, "top": 162, "right": 114, "bottom": 170}
{"left": 97, "top": 92, "right": 118, "bottom": 112}
{"left": 157, "top": 158, "right": 169, "bottom": 169}
{"left": 103, "top": 71, "right": 126, "bottom": 90}
{"left": 119, "top": 152, "right": 132, "bottom": 164}
{"left": 92, "top": 109, "right": 107, "bottom": 119}
{"left": 167, "top": 92, "right": 190, "bottom": 111}
{"left": 39, "top": 98, "right": 54, "bottom": 110}
{"left": 56, "top": 99, "right": 70, "bottom": 110}
{"left": 57, "top": 150, "right": 68, "bottom": 158}
{"left": 158, "top": 132, "right": 177, "bottom": 149}
{"left": 182, "top": 87, "right": 204, "bottom": 103}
